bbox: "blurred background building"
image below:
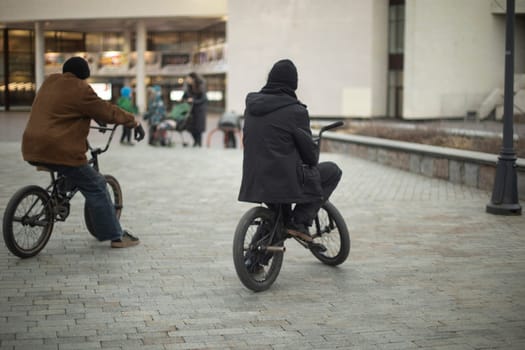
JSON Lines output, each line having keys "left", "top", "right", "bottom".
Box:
{"left": 0, "top": 0, "right": 524, "bottom": 119}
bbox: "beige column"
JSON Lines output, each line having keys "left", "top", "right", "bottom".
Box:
{"left": 34, "top": 21, "right": 45, "bottom": 91}
{"left": 135, "top": 20, "right": 146, "bottom": 113}
{"left": 123, "top": 30, "right": 132, "bottom": 87}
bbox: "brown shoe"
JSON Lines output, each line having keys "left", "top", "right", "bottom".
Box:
{"left": 111, "top": 231, "right": 140, "bottom": 248}
{"left": 286, "top": 221, "right": 313, "bottom": 242}
{"left": 286, "top": 224, "right": 327, "bottom": 252}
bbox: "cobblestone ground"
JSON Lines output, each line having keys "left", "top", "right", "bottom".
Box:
{"left": 1, "top": 128, "right": 525, "bottom": 349}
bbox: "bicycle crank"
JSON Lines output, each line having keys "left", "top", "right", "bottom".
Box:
{"left": 258, "top": 245, "right": 286, "bottom": 253}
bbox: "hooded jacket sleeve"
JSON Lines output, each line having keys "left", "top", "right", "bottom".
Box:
{"left": 290, "top": 106, "right": 319, "bottom": 166}
{"left": 293, "top": 127, "right": 319, "bottom": 166}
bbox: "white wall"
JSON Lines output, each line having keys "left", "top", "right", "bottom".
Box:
{"left": 227, "top": 0, "right": 388, "bottom": 117}
{"left": 404, "top": 0, "right": 506, "bottom": 119}
{"left": 4, "top": 0, "right": 517, "bottom": 120}
{"left": 0, "top": 0, "right": 226, "bottom": 21}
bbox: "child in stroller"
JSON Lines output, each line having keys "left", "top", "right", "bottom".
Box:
{"left": 153, "top": 102, "right": 192, "bottom": 147}
{"left": 143, "top": 85, "right": 191, "bottom": 147}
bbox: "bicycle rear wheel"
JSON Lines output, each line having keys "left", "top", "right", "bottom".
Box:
{"left": 84, "top": 174, "right": 122, "bottom": 238}
{"left": 309, "top": 201, "right": 350, "bottom": 266}
{"left": 2, "top": 185, "right": 54, "bottom": 258}
{"left": 233, "top": 206, "right": 284, "bottom": 292}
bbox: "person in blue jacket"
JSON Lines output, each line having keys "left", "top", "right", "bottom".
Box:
{"left": 143, "top": 85, "right": 166, "bottom": 145}
{"left": 117, "top": 86, "right": 138, "bottom": 145}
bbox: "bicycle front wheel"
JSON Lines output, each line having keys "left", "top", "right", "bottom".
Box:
{"left": 309, "top": 201, "right": 350, "bottom": 266}
{"left": 233, "top": 206, "right": 284, "bottom": 292}
{"left": 84, "top": 174, "right": 123, "bottom": 238}
{"left": 2, "top": 186, "right": 55, "bottom": 258}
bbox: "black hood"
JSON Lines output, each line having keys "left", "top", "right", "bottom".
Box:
{"left": 245, "top": 92, "right": 301, "bottom": 116}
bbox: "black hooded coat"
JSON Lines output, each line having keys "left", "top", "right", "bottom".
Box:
{"left": 183, "top": 78, "right": 207, "bottom": 134}
{"left": 238, "top": 85, "right": 323, "bottom": 204}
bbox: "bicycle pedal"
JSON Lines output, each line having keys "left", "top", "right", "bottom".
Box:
{"left": 309, "top": 242, "right": 327, "bottom": 252}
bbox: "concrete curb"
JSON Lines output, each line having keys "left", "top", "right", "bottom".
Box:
{"left": 322, "top": 131, "right": 525, "bottom": 200}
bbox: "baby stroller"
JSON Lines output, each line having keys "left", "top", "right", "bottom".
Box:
{"left": 144, "top": 102, "right": 191, "bottom": 146}
{"left": 153, "top": 102, "right": 192, "bottom": 147}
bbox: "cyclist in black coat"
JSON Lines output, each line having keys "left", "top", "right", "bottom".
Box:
{"left": 238, "top": 59, "right": 342, "bottom": 239}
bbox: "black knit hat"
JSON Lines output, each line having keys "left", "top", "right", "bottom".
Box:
{"left": 63, "top": 57, "right": 90, "bottom": 80}
{"left": 267, "top": 59, "right": 298, "bottom": 90}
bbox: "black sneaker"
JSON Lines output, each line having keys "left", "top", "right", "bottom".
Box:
{"left": 309, "top": 242, "right": 327, "bottom": 253}
{"left": 111, "top": 230, "right": 140, "bottom": 248}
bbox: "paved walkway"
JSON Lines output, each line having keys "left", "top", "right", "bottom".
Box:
{"left": 0, "top": 113, "right": 524, "bottom": 349}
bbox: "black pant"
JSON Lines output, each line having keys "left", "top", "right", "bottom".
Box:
{"left": 191, "top": 131, "right": 202, "bottom": 147}
{"left": 292, "top": 161, "right": 342, "bottom": 226}
{"left": 120, "top": 126, "right": 132, "bottom": 143}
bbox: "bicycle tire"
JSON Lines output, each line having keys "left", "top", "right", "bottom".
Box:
{"left": 233, "top": 206, "right": 284, "bottom": 292}
{"left": 309, "top": 201, "right": 350, "bottom": 266}
{"left": 2, "top": 185, "right": 54, "bottom": 258}
{"left": 84, "top": 174, "right": 122, "bottom": 238}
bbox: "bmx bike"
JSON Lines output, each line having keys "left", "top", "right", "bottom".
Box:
{"left": 232, "top": 121, "right": 350, "bottom": 292}
{"left": 2, "top": 123, "right": 141, "bottom": 258}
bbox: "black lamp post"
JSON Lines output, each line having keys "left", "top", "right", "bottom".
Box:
{"left": 486, "top": 0, "right": 522, "bottom": 215}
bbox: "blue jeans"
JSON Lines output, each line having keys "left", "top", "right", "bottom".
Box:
{"left": 44, "top": 163, "right": 123, "bottom": 241}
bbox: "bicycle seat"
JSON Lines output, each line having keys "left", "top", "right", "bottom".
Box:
{"left": 36, "top": 166, "right": 52, "bottom": 172}
{"left": 28, "top": 161, "right": 53, "bottom": 172}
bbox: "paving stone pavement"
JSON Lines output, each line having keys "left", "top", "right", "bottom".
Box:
{"left": 1, "top": 130, "right": 525, "bottom": 350}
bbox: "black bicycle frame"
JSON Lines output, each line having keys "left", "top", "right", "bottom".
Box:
{"left": 87, "top": 124, "right": 117, "bottom": 172}
{"left": 36, "top": 124, "right": 118, "bottom": 222}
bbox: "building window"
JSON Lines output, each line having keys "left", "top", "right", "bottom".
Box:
{"left": 86, "top": 32, "right": 126, "bottom": 52}
{"left": 45, "top": 31, "right": 85, "bottom": 52}
{"left": 0, "top": 29, "right": 5, "bottom": 110}
{"left": 3, "top": 29, "right": 36, "bottom": 109}
{"left": 387, "top": 0, "right": 405, "bottom": 118}
{"left": 389, "top": 0, "right": 404, "bottom": 56}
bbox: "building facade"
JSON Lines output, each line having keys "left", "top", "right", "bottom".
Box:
{"left": 0, "top": 0, "right": 228, "bottom": 113}
{"left": 1, "top": 0, "right": 524, "bottom": 119}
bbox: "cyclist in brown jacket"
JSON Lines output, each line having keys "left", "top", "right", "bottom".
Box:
{"left": 22, "top": 56, "right": 144, "bottom": 248}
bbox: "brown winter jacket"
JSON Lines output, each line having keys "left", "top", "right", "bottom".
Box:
{"left": 22, "top": 73, "right": 137, "bottom": 166}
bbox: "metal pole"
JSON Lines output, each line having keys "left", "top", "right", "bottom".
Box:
{"left": 486, "top": 0, "right": 522, "bottom": 215}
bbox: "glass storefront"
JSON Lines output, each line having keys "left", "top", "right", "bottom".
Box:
{"left": 0, "top": 29, "right": 36, "bottom": 110}
{"left": 0, "top": 29, "right": 5, "bottom": 110}
{"left": 0, "top": 22, "right": 226, "bottom": 111}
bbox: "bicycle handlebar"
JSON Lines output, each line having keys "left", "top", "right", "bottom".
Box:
{"left": 90, "top": 125, "right": 113, "bottom": 133}
{"left": 318, "top": 121, "right": 344, "bottom": 139}
{"left": 88, "top": 124, "right": 118, "bottom": 154}
{"left": 88, "top": 122, "right": 144, "bottom": 156}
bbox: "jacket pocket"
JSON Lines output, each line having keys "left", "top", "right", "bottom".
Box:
{"left": 298, "top": 164, "right": 323, "bottom": 197}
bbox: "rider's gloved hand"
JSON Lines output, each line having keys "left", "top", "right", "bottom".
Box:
{"left": 93, "top": 119, "right": 108, "bottom": 133}
{"left": 134, "top": 124, "right": 145, "bottom": 142}
{"left": 95, "top": 119, "right": 107, "bottom": 127}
